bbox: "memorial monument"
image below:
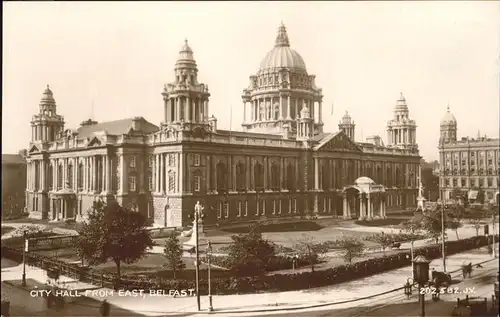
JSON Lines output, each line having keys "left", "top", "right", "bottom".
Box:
{"left": 183, "top": 201, "right": 208, "bottom": 249}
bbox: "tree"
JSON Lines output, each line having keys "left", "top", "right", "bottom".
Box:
{"left": 447, "top": 205, "right": 465, "bottom": 240}
{"left": 338, "top": 237, "right": 365, "bottom": 264}
{"left": 75, "top": 200, "right": 154, "bottom": 279}
{"left": 293, "top": 234, "right": 328, "bottom": 271}
{"left": 370, "top": 232, "right": 392, "bottom": 255}
{"left": 420, "top": 207, "right": 448, "bottom": 244}
{"left": 163, "top": 231, "right": 185, "bottom": 279}
{"left": 226, "top": 223, "right": 276, "bottom": 276}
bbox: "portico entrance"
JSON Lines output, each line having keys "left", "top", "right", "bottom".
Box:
{"left": 50, "top": 189, "right": 76, "bottom": 221}
{"left": 341, "top": 176, "right": 387, "bottom": 220}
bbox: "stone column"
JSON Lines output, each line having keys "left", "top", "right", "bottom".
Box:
{"left": 358, "top": 194, "right": 364, "bottom": 220}
{"left": 177, "top": 153, "right": 183, "bottom": 193}
{"left": 155, "top": 154, "right": 160, "bottom": 193}
{"left": 246, "top": 156, "right": 251, "bottom": 189}
{"left": 40, "top": 161, "right": 45, "bottom": 191}
{"left": 263, "top": 157, "right": 268, "bottom": 190}
{"left": 314, "top": 157, "right": 319, "bottom": 190}
{"left": 366, "top": 194, "right": 372, "bottom": 220}
{"left": 186, "top": 96, "right": 191, "bottom": 122}
{"left": 379, "top": 196, "right": 384, "bottom": 218}
{"left": 243, "top": 101, "right": 247, "bottom": 123}
{"left": 250, "top": 157, "right": 255, "bottom": 190}
{"left": 206, "top": 155, "right": 212, "bottom": 191}
{"left": 318, "top": 101, "right": 323, "bottom": 124}
{"left": 342, "top": 194, "right": 349, "bottom": 219}
{"left": 73, "top": 158, "right": 78, "bottom": 190}
{"left": 280, "top": 157, "right": 285, "bottom": 190}
{"left": 159, "top": 154, "right": 164, "bottom": 193}
{"left": 106, "top": 155, "right": 112, "bottom": 193}
{"left": 279, "top": 95, "right": 283, "bottom": 120}
{"left": 287, "top": 95, "right": 291, "bottom": 119}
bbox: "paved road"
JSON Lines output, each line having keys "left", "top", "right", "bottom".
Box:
{"left": 252, "top": 260, "right": 499, "bottom": 317}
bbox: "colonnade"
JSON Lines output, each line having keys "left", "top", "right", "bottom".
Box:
{"left": 388, "top": 127, "right": 416, "bottom": 145}
{"left": 164, "top": 95, "right": 209, "bottom": 123}
{"left": 342, "top": 192, "right": 387, "bottom": 220}
{"left": 243, "top": 96, "right": 322, "bottom": 123}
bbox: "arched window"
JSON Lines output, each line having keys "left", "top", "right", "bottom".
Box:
{"left": 286, "top": 163, "right": 294, "bottom": 190}
{"left": 77, "top": 163, "right": 84, "bottom": 190}
{"left": 216, "top": 162, "right": 227, "bottom": 192}
{"left": 270, "top": 163, "right": 280, "bottom": 190}
{"left": 377, "top": 166, "right": 382, "bottom": 184}
{"left": 57, "top": 164, "right": 63, "bottom": 190}
{"left": 67, "top": 164, "right": 73, "bottom": 189}
{"left": 236, "top": 162, "right": 246, "bottom": 191}
{"left": 168, "top": 170, "right": 176, "bottom": 192}
{"left": 321, "top": 162, "right": 329, "bottom": 190}
{"left": 395, "top": 167, "right": 401, "bottom": 187}
{"left": 387, "top": 166, "right": 393, "bottom": 187}
{"left": 48, "top": 164, "right": 53, "bottom": 190}
{"left": 254, "top": 162, "right": 264, "bottom": 190}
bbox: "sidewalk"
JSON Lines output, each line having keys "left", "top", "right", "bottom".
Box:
{"left": 2, "top": 248, "right": 497, "bottom": 316}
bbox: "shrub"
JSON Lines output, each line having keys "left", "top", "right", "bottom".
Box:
{"left": 65, "top": 219, "right": 76, "bottom": 225}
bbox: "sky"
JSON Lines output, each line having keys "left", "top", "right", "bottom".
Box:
{"left": 3, "top": 1, "right": 500, "bottom": 161}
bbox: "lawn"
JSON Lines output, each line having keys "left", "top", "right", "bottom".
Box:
{"left": 355, "top": 218, "right": 407, "bottom": 227}
{"left": 222, "top": 221, "right": 324, "bottom": 233}
{"left": 1, "top": 226, "right": 15, "bottom": 236}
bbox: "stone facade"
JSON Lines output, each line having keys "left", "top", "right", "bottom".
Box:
{"left": 438, "top": 107, "right": 500, "bottom": 204}
{"left": 25, "top": 23, "right": 421, "bottom": 227}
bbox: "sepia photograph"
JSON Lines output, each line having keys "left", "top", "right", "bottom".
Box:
{"left": 2, "top": 1, "right": 499, "bottom": 316}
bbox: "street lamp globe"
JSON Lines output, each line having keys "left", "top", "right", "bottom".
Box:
{"left": 413, "top": 255, "right": 431, "bottom": 284}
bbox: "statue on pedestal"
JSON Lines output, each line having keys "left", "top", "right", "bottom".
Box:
{"left": 416, "top": 182, "right": 426, "bottom": 211}
{"left": 183, "top": 201, "right": 208, "bottom": 249}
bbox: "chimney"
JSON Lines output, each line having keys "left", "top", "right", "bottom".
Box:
{"left": 132, "top": 117, "right": 143, "bottom": 131}
{"left": 80, "top": 119, "right": 98, "bottom": 127}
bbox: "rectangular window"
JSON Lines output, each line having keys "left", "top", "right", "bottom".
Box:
{"left": 289, "top": 199, "right": 292, "bottom": 213}
{"left": 461, "top": 179, "right": 466, "bottom": 187}
{"left": 255, "top": 200, "right": 260, "bottom": 216}
{"left": 487, "top": 178, "right": 493, "bottom": 187}
{"left": 461, "top": 160, "right": 466, "bottom": 166}
{"left": 224, "top": 201, "right": 229, "bottom": 218}
{"left": 168, "top": 172, "right": 176, "bottom": 192}
{"left": 237, "top": 201, "right": 242, "bottom": 217}
{"left": 129, "top": 176, "right": 136, "bottom": 192}
{"left": 194, "top": 154, "right": 201, "bottom": 167}
{"left": 278, "top": 200, "right": 282, "bottom": 214}
{"left": 129, "top": 156, "right": 136, "bottom": 168}
{"left": 194, "top": 175, "right": 201, "bottom": 192}
{"left": 293, "top": 199, "right": 297, "bottom": 213}
{"left": 217, "top": 202, "right": 222, "bottom": 219}
{"left": 262, "top": 201, "right": 265, "bottom": 215}
{"left": 488, "top": 159, "right": 493, "bottom": 165}
{"left": 452, "top": 179, "right": 457, "bottom": 187}
{"left": 148, "top": 176, "right": 153, "bottom": 191}
{"left": 472, "top": 179, "right": 477, "bottom": 187}
{"left": 244, "top": 201, "right": 248, "bottom": 217}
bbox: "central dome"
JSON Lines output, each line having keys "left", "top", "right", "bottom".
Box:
{"left": 259, "top": 22, "right": 307, "bottom": 73}
{"left": 440, "top": 106, "right": 457, "bottom": 126}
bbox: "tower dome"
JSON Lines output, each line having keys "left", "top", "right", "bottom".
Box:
{"left": 440, "top": 105, "right": 457, "bottom": 126}
{"left": 175, "top": 39, "right": 197, "bottom": 70}
{"left": 395, "top": 92, "right": 409, "bottom": 111}
{"left": 341, "top": 111, "right": 352, "bottom": 124}
{"left": 40, "top": 85, "right": 55, "bottom": 104}
{"left": 258, "top": 22, "right": 307, "bottom": 73}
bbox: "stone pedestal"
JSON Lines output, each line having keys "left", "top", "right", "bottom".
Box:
{"left": 183, "top": 218, "right": 208, "bottom": 248}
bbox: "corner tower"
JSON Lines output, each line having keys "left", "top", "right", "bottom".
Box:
{"left": 439, "top": 105, "right": 457, "bottom": 144}
{"left": 161, "top": 40, "right": 211, "bottom": 132}
{"left": 241, "top": 22, "right": 324, "bottom": 136}
{"left": 338, "top": 111, "right": 355, "bottom": 141}
{"left": 30, "top": 85, "right": 65, "bottom": 144}
{"left": 386, "top": 93, "right": 418, "bottom": 152}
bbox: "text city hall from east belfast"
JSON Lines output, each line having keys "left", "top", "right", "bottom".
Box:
{"left": 25, "top": 23, "right": 421, "bottom": 228}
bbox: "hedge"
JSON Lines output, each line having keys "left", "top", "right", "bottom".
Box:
{"left": 2, "top": 235, "right": 497, "bottom": 295}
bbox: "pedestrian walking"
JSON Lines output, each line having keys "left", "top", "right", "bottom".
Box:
{"left": 100, "top": 299, "right": 110, "bottom": 317}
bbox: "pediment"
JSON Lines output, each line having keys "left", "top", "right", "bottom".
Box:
{"left": 28, "top": 144, "right": 41, "bottom": 154}
{"left": 314, "top": 132, "right": 362, "bottom": 153}
{"left": 87, "top": 136, "right": 102, "bottom": 147}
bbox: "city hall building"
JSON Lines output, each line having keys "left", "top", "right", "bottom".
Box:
{"left": 438, "top": 107, "right": 500, "bottom": 205}
{"left": 25, "top": 23, "right": 421, "bottom": 227}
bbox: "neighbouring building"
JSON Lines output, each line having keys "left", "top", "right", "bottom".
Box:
{"left": 420, "top": 159, "right": 439, "bottom": 202}
{"left": 25, "top": 23, "right": 421, "bottom": 227}
{"left": 2, "top": 153, "right": 27, "bottom": 218}
{"left": 438, "top": 106, "right": 500, "bottom": 205}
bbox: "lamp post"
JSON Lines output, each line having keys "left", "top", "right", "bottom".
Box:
{"left": 22, "top": 230, "right": 28, "bottom": 286}
{"left": 207, "top": 241, "right": 214, "bottom": 312}
{"left": 439, "top": 189, "right": 447, "bottom": 272}
{"left": 192, "top": 201, "right": 204, "bottom": 312}
{"left": 292, "top": 254, "right": 299, "bottom": 270}
{"left": 413, "top": 255, "right": 431, "bottom": 317}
